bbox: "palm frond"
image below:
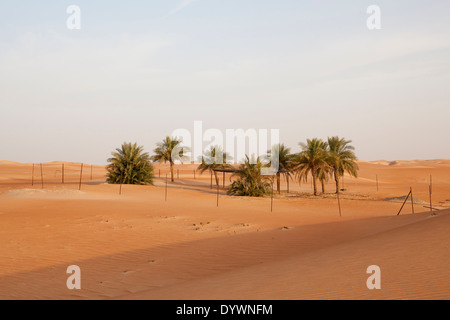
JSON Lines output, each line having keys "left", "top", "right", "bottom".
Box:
{"left": 106, "top": 142, "right": 154, "bottom": 185}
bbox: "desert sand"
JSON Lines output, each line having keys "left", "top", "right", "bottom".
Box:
{"left": 0, "top": 160, "right": 449, "bottom": 299}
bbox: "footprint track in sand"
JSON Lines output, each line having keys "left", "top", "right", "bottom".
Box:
{"left": 122, "top": 270, "right": 135, "bottom": 275}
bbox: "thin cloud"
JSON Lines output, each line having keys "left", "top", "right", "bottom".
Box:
{"left": 165, "top": 0, "right": 201, "bottom": 17}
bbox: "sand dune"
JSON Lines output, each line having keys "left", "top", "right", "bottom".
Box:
{"left": 0, "top": 160, "right": 449, "bottom": 299}
{"left": 122, "top": 210, "right": 450, "bottom": 300}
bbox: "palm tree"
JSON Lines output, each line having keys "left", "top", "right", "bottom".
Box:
{"left": 197, "top": 145, "right": 232, "bottom": 187}
{"left": 106, "top": 142, "right": 154, "bottom": 185}
{"left": 294, "top": 138, "right": 329, "bottom": 196}
{"left": 152, "top": 136, "right": 189, "bottom": 182}
{"left": 327, "top": 136, "right": 359, "bottom": 194}
{"left": 227, "top": 155, "right": 271, "bottom": 197}
{"left": 268, "top": 144, "right": 294, "bottom": 194}
{"left": 317, "top": 166, "right": 331, "bottom": 194}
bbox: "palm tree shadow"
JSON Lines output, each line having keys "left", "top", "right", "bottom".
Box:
{"left": 153, "top": 178, "right": 229, "bottom": 196}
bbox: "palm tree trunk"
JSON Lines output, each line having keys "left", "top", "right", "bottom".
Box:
{"left": 276, "top": 172, "right": 281, "bottom": 194}
{"left": 312, "top": 168, "right": 318, "bottom": 196}
{"left": 334, "top": 171, "right": 340, "bottom": 194}
{"left": 321, "top": 178, "right": 325, "bottom": 193}
{"left": 170, "top": 162, "right": 174, "bottom": 182}
{"left": 286, "top": 174, "right": 290, "bottom": 193}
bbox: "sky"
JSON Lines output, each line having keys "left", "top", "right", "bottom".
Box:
{"left": 0, "top": 0, "right": 449, "bottom": 164}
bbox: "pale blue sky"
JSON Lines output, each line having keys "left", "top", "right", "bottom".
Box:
{"left": 1, "top": 1, "right": 449, "bottom": 164}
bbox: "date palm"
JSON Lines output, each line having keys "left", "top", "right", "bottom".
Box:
{"left": 294, "top": 138, "right": 329, "bottom": 196}
{"left": 106, "top": 142, "right": 154, "bottom": 185}
{"left": 269, "top": 144, "right": 294, "bottom": 194}
{"left": 197, "top": 145, "right": 232, "bottom": 187}
{"left": 327, "top": 136, "right": 359, "bottom": 194}
{"left": 152, "top": 136, "right": 189, "bottom": 182}
{"left": 317, "top": 166, "right": 331, "bottom": 194}
{"left": 227, "top": 155, "right": 271, "bottom": 197}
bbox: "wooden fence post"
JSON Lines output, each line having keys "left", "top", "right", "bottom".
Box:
{"left": 78, "top": 163, "right": 83, "bottom": 190}
{"left": 216, "top": 183, "right": 219, "bottom": 207}
{"left": 397, "top": 190, "right": 412, "bottom": 216}
{"left": 40, "top": 163, "right": 44, "bottom": 189}
{"left": 271, "top": 178, "right": 274, "bottom": 212}
{"left": 429, "top": 184, "right": 432, "bottom": 213}
{"left": 165, "top": 174, "right": 168, "bottom": 202}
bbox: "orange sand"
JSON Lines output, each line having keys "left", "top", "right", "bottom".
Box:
{"left": 0, "top": 160, "right": 449, "bottom": 299}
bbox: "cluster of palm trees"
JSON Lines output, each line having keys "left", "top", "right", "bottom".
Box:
{"left": 106, "top": 138, "right": 185, "bottom": 185}
{"left": 292, "top": 136, "right": 359, "bottom": 196}
{"left": 106, "top": 136, "right": 358, "bottom": 197}
{"left": 223, "top": 136, "right": 358, "bottom": 197}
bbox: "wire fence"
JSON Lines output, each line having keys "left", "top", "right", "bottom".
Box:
{"left": 29, "top": 163, "right": 98, "bottom": 187}
{"left": 0, "top": 163, "right": 439, "bottom": 215}
{"left": 0, "top": 163, "right": 362, "bottom": 199}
